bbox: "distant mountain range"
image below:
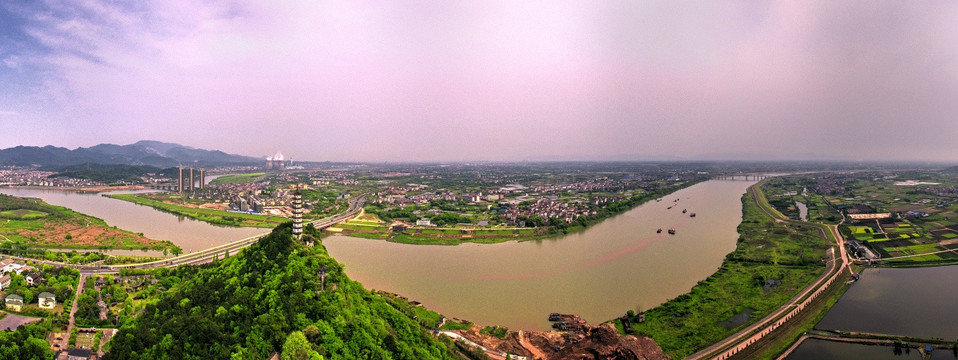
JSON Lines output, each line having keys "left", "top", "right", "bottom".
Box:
{"left": 0, "top": 140, "right": 261, "bottom": 168}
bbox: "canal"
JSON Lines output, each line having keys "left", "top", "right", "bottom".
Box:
{"left": 323, "top": 180, "right": 755, "bottom": 330}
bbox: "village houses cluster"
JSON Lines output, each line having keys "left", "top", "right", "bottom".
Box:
{"left": 1, "top": 258, "right": 56, "bottom": 312}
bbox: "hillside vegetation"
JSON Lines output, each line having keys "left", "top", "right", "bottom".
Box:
{"left": 49, "top": 164, "right": 170, "bottom": 184}
{"left": 104, "top": 224, "right": 459, "bottom": 360}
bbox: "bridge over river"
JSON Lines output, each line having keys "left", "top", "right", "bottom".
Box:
{"left": 56, "top": 195, "right": 367, "bottom": 273}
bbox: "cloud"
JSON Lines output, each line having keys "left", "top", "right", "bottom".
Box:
{"left": 2, "top": 1, "right": 958, "bottom": 161}
{"left": 2, "top": 56, "right": 20, "bottom": 69}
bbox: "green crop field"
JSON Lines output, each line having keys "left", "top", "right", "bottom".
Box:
{"left": 0, "top": 209, "right": 49, "bottom": 219}
{"left": 209, "top": 173, "right": 266, "bottom": 185}
{"left": 883, "top": 243, "right": 942, "bottom": 256}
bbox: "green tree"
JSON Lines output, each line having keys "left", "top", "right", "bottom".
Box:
{"left": 22, "top": 289, "right": 34, "bottom": 305}
{"left": 104, "top": 224, "right": 458, "bottom": 360}
{"left": 281, "top": 331, "right": 322, "bottom": 360}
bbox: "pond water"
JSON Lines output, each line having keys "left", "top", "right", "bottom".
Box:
{"left": 0, "top": 187, "right": 265, "bottom": 253}
{"left": 324, "top": 180, "right": 755, "bottom": 330}
{"left": 785, "top": 339, "right": 925, "bottom": 360}
{"left": 816, "top": 266, "right": 958, "bottom": 339}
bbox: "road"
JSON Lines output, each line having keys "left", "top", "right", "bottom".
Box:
{"left": 687, "top": 184, "right": 850, "bottom": 360}
{"left": 63, "top": 272, "right": 89, "bottom": 350}
{"left": 0, "top": 312, "right": 42, "bottom": 331}
{"left": 94, "top": 195, "right": 364, "bottom": 272}
{"left": 22, "top": 196, "right": 366, "bottom": 353}
{"left": 3, "top": 196, "right": 365, "bottom": 274}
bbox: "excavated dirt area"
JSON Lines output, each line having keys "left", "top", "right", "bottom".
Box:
{"left": 17, "top": 219, "right": 156, "bottom": 247}
{"left": 458, "top": 323, "right": 669, "bottom": 360}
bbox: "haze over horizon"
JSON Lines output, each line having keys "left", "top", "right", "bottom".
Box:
{"left": 2, "top": 1, "right": 957, "bottom": 162}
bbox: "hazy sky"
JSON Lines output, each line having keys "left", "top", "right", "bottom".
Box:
{"left": 2, "top": 1, "right": 957, "bottom": 162}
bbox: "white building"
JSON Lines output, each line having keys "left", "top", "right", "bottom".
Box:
{"left": 38, "top": 292, "right": 56, "bottom": 309}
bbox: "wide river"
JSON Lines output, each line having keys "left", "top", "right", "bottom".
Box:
{"left": 0, "top": 187, "right": 264, "bottom": 253}
{"left": 324, "top": 180, "right": 755, "bottom": 330}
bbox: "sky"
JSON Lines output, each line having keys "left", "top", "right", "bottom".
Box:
{"left": 1, "top": 1, "right": 957, "bottom": 162}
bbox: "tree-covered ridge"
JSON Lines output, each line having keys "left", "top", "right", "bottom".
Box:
{"left": 104, "top": 224, "right": 459, "bottom": 360}
{"left": 49, "top": 164, "right": 169, "bottom": 184}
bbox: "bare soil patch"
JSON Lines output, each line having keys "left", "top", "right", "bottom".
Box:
{"left": 459, "top": 323, "right": 668, "bottom": 360}
{"left": 17, "top": 219, "right": 156, "bottom": 248}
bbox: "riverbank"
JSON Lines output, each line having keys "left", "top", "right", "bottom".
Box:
{"left": 335, "top": 179, "right": 704, "bottom": 246}
{"left": 725, "top": 263, "right": 855, "bottom": 359}
{"left": 377, "top": 290, "right": 668, "bottom": 360}
{"left": 0, "top": 192, "right": 176, "bottom": 251}
{"left": 324, "top": 180, "right": 757, "bottom": 332}
{"left": 105, "top": 193, "right": 286, "bottom": 228}
{"left": 617, "top": 182, "right": 832, "bottom": 359}
{"left": 2, "top": 185, "right": 149, "bottom": 193}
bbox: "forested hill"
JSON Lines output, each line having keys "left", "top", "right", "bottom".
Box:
{"left": 104, "top": 224, "right": 460, "bottom": 360}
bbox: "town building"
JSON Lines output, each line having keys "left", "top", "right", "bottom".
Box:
{"left": 56, "top": 348, "right": 94, "bottom": 360}
{"left": 24, "top": 272, "right": 42, "bottom": 286}
{"left": 38, "top": 292, "right": 56, "bottom": 309}
{"left": 5, "top": 294, "right": 23, "bottom": 312}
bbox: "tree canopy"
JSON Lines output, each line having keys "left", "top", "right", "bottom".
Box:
{"left": 104, "top": 224, "right": 459, "bottom": 360}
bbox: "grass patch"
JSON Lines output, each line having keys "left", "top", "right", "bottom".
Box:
{"left": 337, "top": 223, "right": 388, "bottom": 231}
{"left": 343, "top": 232, "right": 390, "bottom": 240}
{"left": 107, "top": 194, "right": 285, "bottom": 228}
{"left": 208, "top": 173, "right": 266, "bottom": 185}
{"left": 474, "top": 229, "right": 516, "bottom": 235}
{"left": 440, "top": 320, "right": 473, "bottom": 331}
{"left": 389, "top": 234, "right": 462, "bottom": 245}
{"left": 883, "top": 243, "right": 942, "bottom": 256}
{"left": 900, "top": 254, "right": 943, "bottom": 261}
{"left": 480, "top": 326, "right": 508, "bottom": 339}
{"left": 739, "top": 268, "right": 854, "bottom": 359}
{"left": 625, "top": 183, "right": 829, "bottom": 359}
{"left": 0, "top": 209, "right": 49, "bottom": 219}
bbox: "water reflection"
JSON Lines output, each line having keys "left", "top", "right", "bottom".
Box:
{"left": 324, "top": 180, "right": 754, "bottom": 330}
{"left": 0, "top": 188, "right": 265, "bottom": 252}
{"left": 817, "top": 266, "right": 958, "bottom": 339}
